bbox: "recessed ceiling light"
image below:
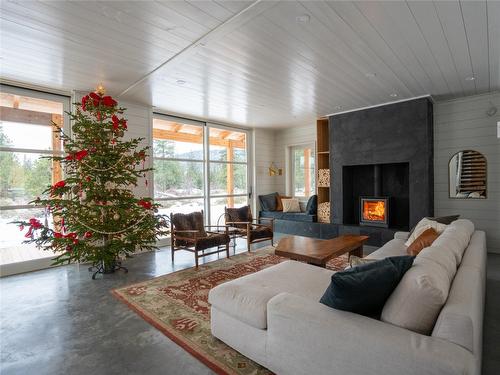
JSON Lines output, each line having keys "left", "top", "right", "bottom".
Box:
{"left": 176, "top": 79, "right": 186, "bottom": 86}
{"left": 365, "top": 73, "right": 376, "bottom": 78}
{"left": 390, "top": 93, "right": 398, "bottom": 98}
{"left": 296, "top": 14, "right": 311, "bottom": 24}
{"left": 465, "top": 76, "right": 475, "bottom": 81}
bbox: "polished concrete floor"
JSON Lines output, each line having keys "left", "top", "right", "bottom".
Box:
{"left": 0, "top": 238, "right": 499, "bottom": 375}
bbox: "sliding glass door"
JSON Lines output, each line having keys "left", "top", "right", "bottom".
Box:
{"left": 152, "top": 115, "right": 250, "bottom": 230}
{"left": 0, "top": 85, "right": 70, "bottom": 275}
{"left": 208, "top": 125, "right": 248, "bottom": 225}
{"left": 152, "top": 116, "right": 205, "bottom": 237}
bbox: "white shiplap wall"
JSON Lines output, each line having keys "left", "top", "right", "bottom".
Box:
{"left": 273, "top": 124, "right": 317, "bottom": 196}
{"left": 253, "top": 128, "right": 278, "bottom": 210}
{"left": 434, "top": 92, "right": 500, "bottom": 253}
{"left": 118, "top": 100, "right": 153, "bottom": 200}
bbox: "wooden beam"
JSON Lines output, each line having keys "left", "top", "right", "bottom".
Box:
{"left": 153, "top": 128, "right": 202, "bottom": 144}
{"left": 304, "top": 148, "right": 311, "bottom": 197}
{"left": 219, "top": 130, "right": 231, "bottom": 139}
{"left": 153, "top": 128, "right": 245, "bottom": 148}
{"left": 0, "top": 106, "right": 52, "bottom": 125}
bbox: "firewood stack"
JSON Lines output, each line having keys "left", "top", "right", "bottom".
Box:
{"left": 317, "top": 202, "right": 330, "bottom": 223}
{"left": 317, "top": 169, "right": 330, "bottom": 187}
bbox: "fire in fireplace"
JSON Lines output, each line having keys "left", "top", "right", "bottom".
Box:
{"left": 360, "top": 197, "right": 389, "bottom": 228}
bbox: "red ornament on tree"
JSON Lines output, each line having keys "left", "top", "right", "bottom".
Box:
{"left": 102, "top": 95, "right": 117, "bottom": 107}
{"left": 137, "top": 200, "right": 152, "bottom": 210}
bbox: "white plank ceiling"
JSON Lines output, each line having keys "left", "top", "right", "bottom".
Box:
{"left": 1, "top": 0, "right": 499, "bottom": 128}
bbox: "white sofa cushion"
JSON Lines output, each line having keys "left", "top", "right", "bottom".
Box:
{"left": 381, "top": 255, "right": 452, "bottom": 335}
{"left": 432, "top": 219, "right": 474, "bottom": 264}
{"left": 394, "top": 231, "right": 410, "bottom": 241}
{"left": 432, "top": 232, "right": 487, "bottom": 355}
{"left": 416, "top": 245, "right": 458, "bottom": 284}
{"left": 380, "top": 220, "right": 475, "bottom": 335}
{"left": 267, "top": 293, "right": 475, "bottom": 375}
{"left": 365, "top": 238, "right": 408, "bottom": 260}
{"left": 208, "top": 260, "right": 333, "bottom": 329}
{"left": 405, "top": 218, "right": 448, "bottom": 247}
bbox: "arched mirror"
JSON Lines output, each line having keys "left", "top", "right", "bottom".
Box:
{"left": 449, "top": 150, "right": 487, "bottom": 199}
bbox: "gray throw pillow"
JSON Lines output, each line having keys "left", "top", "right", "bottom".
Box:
{"left": 305, "top": 195, "right": 318, "bottom": 215}
{"left": 259, "top": 192, "right": 279, "bottom": 211}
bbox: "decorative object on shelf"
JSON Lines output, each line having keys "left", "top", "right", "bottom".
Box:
{"left": 318, "top": 168, "right": 330, "bottom": 187}
{"left": 448, "top": 150, "right": 487, "bottom": 199}
{"left": 12, "top": 85, "right": 169, "bottom": 279}
{"left": 268, "top": 162, "right": 282, "bottom": 176}
{"left": 318, "top": 202, "right": 330, "bottom": 223}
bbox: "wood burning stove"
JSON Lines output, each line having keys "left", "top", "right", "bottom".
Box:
{"left": 360, "top": 197, "right": 389, "bottom": 228}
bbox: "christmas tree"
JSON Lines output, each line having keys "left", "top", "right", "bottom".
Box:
{"left": 14, "top": 87, "right": 169, "bottom": 278}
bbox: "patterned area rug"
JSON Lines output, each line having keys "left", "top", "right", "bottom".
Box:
{"left": 112, "top": 246, "right": 348, "bottom": 375}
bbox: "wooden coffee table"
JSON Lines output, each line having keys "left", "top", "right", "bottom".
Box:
{"left": 275, "top": 234, "right": 369, "bottom": 268}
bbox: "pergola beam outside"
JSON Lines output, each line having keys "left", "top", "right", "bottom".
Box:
{"left": 152, "top": 128, "right": 245, "bottom": 149}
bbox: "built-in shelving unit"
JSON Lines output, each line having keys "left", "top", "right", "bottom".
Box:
{"left": 316, "top": 118, "right": 330, "bottom": 223}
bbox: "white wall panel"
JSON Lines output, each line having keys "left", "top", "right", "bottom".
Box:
{"left": 273, "top": 124, "right": 317, "bottom": 196}
{"left": 434, "top": 92, "right": 500, "bottom": 253}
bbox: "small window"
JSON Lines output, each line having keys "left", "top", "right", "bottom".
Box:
{"left": 290, "top": 144, "right": 315, "bottom": 198}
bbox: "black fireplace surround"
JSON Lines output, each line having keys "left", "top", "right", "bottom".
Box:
{"left": 330, "top": 98, "right": 434, "bottom": 231}
{"left": 345, "top": 163, "right": 408, "bottom": 229}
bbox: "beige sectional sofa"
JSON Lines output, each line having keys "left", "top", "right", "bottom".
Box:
{"left": 208, "top": 219, "right": 486, "bottom": 375}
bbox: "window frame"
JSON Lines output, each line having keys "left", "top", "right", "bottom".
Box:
{"left": 0, "top": 85, "right": 71, "bottom": 209}
{"left": 0, "top": 84, "right": 71, "bottom": 275}
{"left": 151, "top": 114, "right": 252, "bottom": 228}
{"left": 288, "top": 142, "right": 316, "bottom": 199}
{"left": 207, "top": 122, "right": 250, "bottom": 224}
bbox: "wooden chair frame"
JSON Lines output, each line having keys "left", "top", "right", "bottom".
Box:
{"left": 221, "top": 207, "right": 275, "bottom": 252}
{"left": 170, "top": 211, "right": 230, "bottom": 268}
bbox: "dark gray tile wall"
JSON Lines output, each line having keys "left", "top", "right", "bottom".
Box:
{"left": 329, "top": 98, "right": 434, "bottom": 229}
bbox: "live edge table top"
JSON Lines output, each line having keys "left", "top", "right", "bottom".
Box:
{"left": 274, "top": 234, "right": 370, "bottom": 267}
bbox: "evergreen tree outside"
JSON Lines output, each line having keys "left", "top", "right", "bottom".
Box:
{"left": 13, "top": 90, "right": 169, "bottom": 278}
{"left": 0, "top": 126, "right": 15, "bottom": 198}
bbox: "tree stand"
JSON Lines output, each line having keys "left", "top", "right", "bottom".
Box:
{"left": 88, "top": 259, "right": 128, "bottom": 279}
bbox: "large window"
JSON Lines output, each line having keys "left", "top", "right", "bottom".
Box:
{"left": 208, "top": 125, "right": 248, "bottom": 224}
{"left": 0, "top": 86, "right": 69, "bottom": 272}
{"left": 152, "top": 115, "right": 250, "bottom": 229}
{"left": 290, "top": 144, "right": 315, "bottom": 198}
{"left": 152, "top": 117, "right": 205, "bottom": 238}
